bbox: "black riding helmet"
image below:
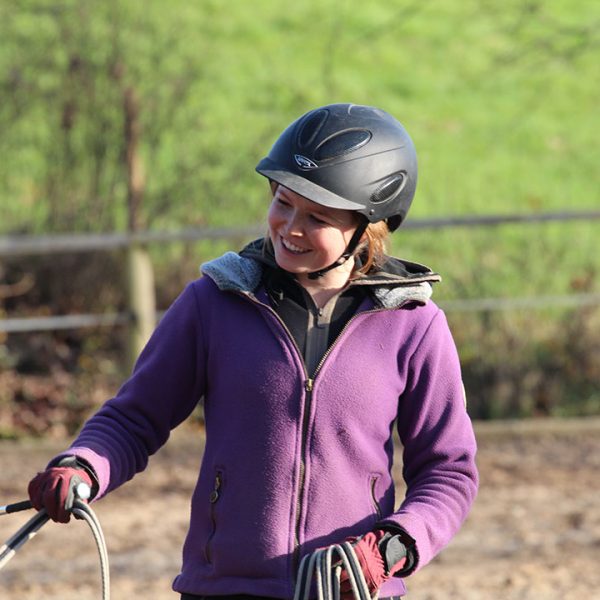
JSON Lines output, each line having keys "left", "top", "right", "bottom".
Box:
{"left": 255, "top": 103, "right": 418, "bottom": 278}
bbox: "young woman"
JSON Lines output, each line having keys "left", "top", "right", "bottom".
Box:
{"left": 28, "top": 103, "right": 478, "bottom": 599}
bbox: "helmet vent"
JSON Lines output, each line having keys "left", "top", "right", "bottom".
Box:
{"left": 371, "top": 172, "right": 406, "bottom": 204}
{"left": 314, "top": 129, "right": 372, "bottom": 161}
{"left": 297, "top": 109, "right": 329, "bottom": 149}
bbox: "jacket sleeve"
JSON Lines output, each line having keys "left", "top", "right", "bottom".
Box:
{"left": 51, "top": 282, "right": 207, "bottom": 499}
{"left": 377, "top": 307, "right": 479, "bottom": 573}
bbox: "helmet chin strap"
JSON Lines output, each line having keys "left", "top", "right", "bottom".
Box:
{"left": 307, "top": 221, "right": 368, "bottom": 280}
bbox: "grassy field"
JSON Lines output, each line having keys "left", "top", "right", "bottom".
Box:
{"left": 1, "top": 0, "right": 599, "bottom": 419}
{"left": 2, "top": 1, "right": 598, "bottom": 290}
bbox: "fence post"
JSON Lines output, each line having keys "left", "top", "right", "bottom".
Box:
{"left": 126, "top": 243, "right": 156, "bottom": 370}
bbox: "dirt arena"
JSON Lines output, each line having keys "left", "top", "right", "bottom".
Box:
{"left": 1, "top": 418, "right": 599, "bottom": 600}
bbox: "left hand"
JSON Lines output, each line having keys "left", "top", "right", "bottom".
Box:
{"left": 28, "top": 459, "right": 93, "bottom": 523}
{"left": 338, "top": 530, "right": 406, "bottom": 599}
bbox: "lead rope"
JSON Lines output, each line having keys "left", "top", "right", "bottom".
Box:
{"left": 293, "top": 542, "right": 376, "bottom": 600}
{"left": 71, "top": 500, "right": 110, "bottom": 600}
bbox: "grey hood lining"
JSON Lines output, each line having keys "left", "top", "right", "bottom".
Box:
{"left": 201, "top": 252, "right": 436, "bottom": 309}
{"left": 201, "top": 252, "right": 263, "bottom": 294}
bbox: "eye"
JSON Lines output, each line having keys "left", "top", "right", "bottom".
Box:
{"left": 310, "top": 214, "right": 328, "bottom": 225}
{"left": 276, "top": 197, "right": 291, "bottom": 208}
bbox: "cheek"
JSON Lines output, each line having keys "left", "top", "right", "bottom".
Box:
{"left": 308, "top": 229, "right": 341, "bottom": 257}
{"left": 267, "top": 204, "right": 279, "bottom": 231}
{"left": 319, "top": 229, "right": 355, "bottom": 257}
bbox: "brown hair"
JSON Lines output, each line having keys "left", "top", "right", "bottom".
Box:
{"left": 353, "top": 221, "right": 389, "bottom": 276}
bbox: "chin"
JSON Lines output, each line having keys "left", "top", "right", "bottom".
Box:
{"left": 274, "top": 257, "right": 306, "bottom": 274}
{"left": 276, "top": 257, "right": 316, "bottom": 276}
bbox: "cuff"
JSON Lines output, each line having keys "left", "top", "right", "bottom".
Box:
{"left": 52, "top": 455, "right": 100, "bottom": 500}
{"left": 377, "top": 525, "right": 419, "bottom": 577}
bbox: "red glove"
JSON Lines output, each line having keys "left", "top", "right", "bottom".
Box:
{"left": 339, "top": 530, "right": 407, "bottom": 599}
{"left": 28, "top": 459, "right": 93, "bottom": 523}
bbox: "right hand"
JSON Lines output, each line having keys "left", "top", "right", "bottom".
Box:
{"left": 28, "top": 458, "right": 93, "bottom": 523}
{"left": 337, "top": 530, "right": 406, "bottom": 600}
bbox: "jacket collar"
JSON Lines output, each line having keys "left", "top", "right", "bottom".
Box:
{"left": 201, "top": 238, "right": 441, "bottom": 309}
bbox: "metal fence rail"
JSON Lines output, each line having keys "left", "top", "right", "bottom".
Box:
{"left": 2, "top": 209, "right": 600, "bottom": 257}
{"left": 3, "top": 293, "right": 600, "bottom": 334}
{"left": 1, "top": 209, "right": 599, "bottom": 336}
{"left": 0, "top": 313, "right": 132, "bottom": 334}
{"left": 441, "top": 292, "right": 600, "bottom": 312}
{"left": 0, "top": 226, "right": 266, "bottom": 257}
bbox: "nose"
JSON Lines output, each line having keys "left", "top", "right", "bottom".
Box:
{"left": 283, "top": 210, "right": 304, "bottom": 236}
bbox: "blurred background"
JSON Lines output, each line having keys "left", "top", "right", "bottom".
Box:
{"left": 2, "top": 0, "right": 599, "bottom": 436}
{"left": 1, "top": 2, "right": 599, "bottom": 599}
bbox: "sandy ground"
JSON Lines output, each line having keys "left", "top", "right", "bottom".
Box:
{"left": 1, "top": 418, "right": 599, "bottom": 600}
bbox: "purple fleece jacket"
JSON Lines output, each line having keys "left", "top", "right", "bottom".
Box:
{"left": 58, "top": 252, "right": 478, "bottom": 598}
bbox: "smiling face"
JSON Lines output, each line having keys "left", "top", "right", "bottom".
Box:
{"left": 267, "top": 185, "right": 360, "bottom": 287}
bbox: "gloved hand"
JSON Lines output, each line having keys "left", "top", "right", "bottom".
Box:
{"left": 28, "top": 457, "right": 94, "bottom": 523}
{"left": 339, "top": 530, "right": 407, "bottom": 600}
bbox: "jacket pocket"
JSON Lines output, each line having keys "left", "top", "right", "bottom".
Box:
{"left": 205, "top": 468, "right": 224, "bottom": 563}
{"left": 369, "top": 474, "right": 383, "bottom": 520}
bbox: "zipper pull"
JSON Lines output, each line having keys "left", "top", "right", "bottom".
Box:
{"left": 209, "top": 473, "right": 222, "bottom": 503}
{"left": 305, "top": 378, "right": 314, "bottom": 392}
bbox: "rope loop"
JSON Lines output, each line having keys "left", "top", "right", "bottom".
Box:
{"left": 294, "top": 542, "right": 377, "bottom": 600}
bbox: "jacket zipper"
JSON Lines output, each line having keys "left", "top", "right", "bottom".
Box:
{"left": 205, "top": 470, "right": 223, "bottom": 563}
{"left": 239, "top": 293, "right": 311, "bottom": 575}
{"left": 239, "top": 292, "right": 406, "bottom": 576}
{"left": 291, "top": 376, "right": 314, "bottom": 569}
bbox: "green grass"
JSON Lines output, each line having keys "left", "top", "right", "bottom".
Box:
{"left": 0, "top": 1, "right": 597, "bottom": 291}
{"left": 1, "top": 1, "right": 599, "bottom": 418}
{"left": 1, "top": 0, "right": 598, "bottom": 291}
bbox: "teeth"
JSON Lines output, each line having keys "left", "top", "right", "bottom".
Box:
{"left": 281, "top": 237, "right": 309, "bottom": 253}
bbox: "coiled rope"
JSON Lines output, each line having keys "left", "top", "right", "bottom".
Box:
{"left": 4, "top": 495, "right": 373, "bottom": 600}
{"left": 293, "top": 542, "right": 375, "bottom": 600}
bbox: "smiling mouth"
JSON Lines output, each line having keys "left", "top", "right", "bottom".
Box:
{"left": 280, "top": 236, "right": 310, "bottom": 254}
